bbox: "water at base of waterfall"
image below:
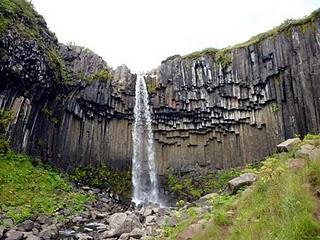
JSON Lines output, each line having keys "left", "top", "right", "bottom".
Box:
{"left": 132, "top": 74, "right": 160, "bottom": 205}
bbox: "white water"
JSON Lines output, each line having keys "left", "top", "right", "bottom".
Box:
{"left": 132, "top": 74, "right": 160, "bottom": 205}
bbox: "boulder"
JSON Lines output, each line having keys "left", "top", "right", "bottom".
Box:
{"left": 4, "top": 230, "right": 24, "bottom": 240}
{"left": 129, "top": 228, "right": 144, "bottom": 238}
{"left": 277, "top": 138, "right": 301, "bottom": 152}
{"left": 17, "top": 220, "right": 35, "bottom": 232}
{"left": 104, "top": 214, "right": 142, "bottom": 237}
{"left": 295, "top": 144, "right": 315, "bottom": 159}
{"left": 0, "top": 226, "right": 6, "bottom": 238}
{"left": 25, "top": 235, "right": 40, "bottom": 240}
{"left": 227, "top": 173, "right": 257, "bottom": 194}
{"left": 108, "top": 213, "right": 127, "bottom": 229}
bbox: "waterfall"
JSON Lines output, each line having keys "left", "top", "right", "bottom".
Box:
{"left": 132, "top": 74, "right": 160, "bottom": 205}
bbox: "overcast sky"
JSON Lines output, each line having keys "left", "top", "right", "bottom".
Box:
{"left": 31, "top": 0, "right": 319, "bottom": 72}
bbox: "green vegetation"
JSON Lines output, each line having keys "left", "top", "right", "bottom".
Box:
{"left": 70, "top": 166, "right": 132, "bottom": 199}
{"left": 42, "top": 105, "right": 59, "bottom": 125}
{"left": 0, "top": 110, "right": 12, "bottom": 154}
{"left": 165, "top": 135, "right": 320, "bottom": 240}
{"left": 0, "top": 151, "right": 92, "bottom": 224}
{"left": 146, "top": 79, "right": 157, "bottom": 94}
{"left": 89, "top": 69, "right": 112, "bottom": 82}
{"left": 0, "top": 0, "right": 70, "bottom": 83}
{"left": 165, "top": 169, "right": 240, "bottom": 202}
{"left": 77, "top": 69, "right": 113, "bottom": 84}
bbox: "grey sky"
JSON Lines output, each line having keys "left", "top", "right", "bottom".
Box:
{"left": 32, "top": 0, "right": 319, "bottom": 72}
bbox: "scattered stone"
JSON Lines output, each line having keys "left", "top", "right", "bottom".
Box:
{"left": 58, "top": 229, "right": 76, "bottom": 238}
{"left": 227, "top": 173, "right": 257, "bottom": 194}
{"left": 83, "top": 227, "right": 93, "bottom": 233}
{"left": 295, "top": 144, "right": 315, "bottom": 159}
{"left": 36, "top": 215, "right": 52, "bottom": 225}
{"left": 288, "top": 158, "right": 305, "bottom": 171}
{"left": 5, "top": 230, "right": 24, "bottom": 240}
{"left": 38, "top": 225, "right": 57, "bottom": 240}
{"left": 17, "top": 219, "right": 35, "bottom": 231}
{"left": 143, "top": 208, "right": 152, "bottom": 217}
{"left": 2, "top": 218, "right": 13, "bottom": 226}
{"left": 145, "top": 215, "right": 156, "bottom": 225}
{"left": 129, "top": 228, "right": 144, "bottom": 238}
{"left": 309, "top": 148, "right": 320, "bottom": 161}
{"left": 25, "top": 235, "right": 40, "bottom": 240}
{"left": 75, "top": 233, "right": 93, "bottom": 240}
{"left": 119, "top": 233, "right": 130, "bottom": 240}
{"left": 0, "top": 226, "right": 6, "bottom": 238}
{"left": 108, "top": 213, "right": 127, "bottom": 229}
{"left": 277, "top": 138, "right": 301, "bottom": 152}
{"left": 72, "top": 216, "right": 84, "bottom": 224}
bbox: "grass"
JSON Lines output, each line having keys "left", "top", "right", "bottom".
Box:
{"left": 0, "top": 151, "right": 92, "bottom": 224}
{"left": 164, "top": 168, "right": 240, "bottom": 202}
{"left": 70, "top": 166, "right": 132, "bottom": 199}
{"left": 164, "top": 134, "right": 320, "bottom": 240}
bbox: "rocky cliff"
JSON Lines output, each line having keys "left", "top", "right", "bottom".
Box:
{"left": 0, "top": 1, "right": 319, "bottom": 175}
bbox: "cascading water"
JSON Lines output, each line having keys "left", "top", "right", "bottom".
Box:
{"left": 132, "top": 74, "right": 160, "bottom": 205}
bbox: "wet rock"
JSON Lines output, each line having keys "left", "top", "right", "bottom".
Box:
{"left": 227, "top": 173, "right": 257, "bottom": 194}
{"left": 277, "top": 138, "right": 301, "bottom": 152}
{"left": 58, "top": 229, "right": 76, "bottom": 238}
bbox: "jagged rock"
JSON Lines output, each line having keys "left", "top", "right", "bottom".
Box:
{"left": 277, "top": 138, "right": 301, "bottom": 152}
{"left": 25, "top": 235, "right": 40, "bottom": 240}
{"left": 75, "top": 233, "right": 93, "bottom": 240}
{"left": 227, "top": 173, "right": 257, "bottom": 194}
{"left": 104, "top": 214, "right": 142, "bottom": 238}
{"left": 129, "top": 228, "right": 144, "bottom": 239}
{"left": 4, "top": 230, "right": 24, "bottom": 240}
{"left": 36, "top": 215, "right": 53, "bottom": 225}
{"left": 17, "top": 220, "right": 35, "bottom": 231}
{"left": 0, "top": 226, "right": 6, "bottom": 238}
{"left": 295, "top": 144, "right": 315, "bottom": 159}
{"left": 108, "top": 213, "right": 127, "bottom": 229}
{"left": 145, "top": 216, "right": 156, "bottom": 226}
{"left": 143, "top": 208, "right": 152, "bottom": 217}
{"left": 2, "top": 218, "right": 13, "bottom": 226}
{"left": 58, "top": 230, "right": 76, "bottom": 238}
{"left": 38, "top": 225, "right": 57, "bottom": 240}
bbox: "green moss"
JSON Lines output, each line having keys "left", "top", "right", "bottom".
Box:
{"left": 89, "top": 69, "right": 112, "bottom": 82}
{"left": 165, "top": 169, "right": 240, "bottom": 202}
{"left": 41, "top": 105, "right": 59, "bottom": 125}
{"left": 70, "top": 166, "right": 132, "bottom": 199}
{"left": 0, "top": 151, "right": 92, "bottom": 224}
{"left": 182, "top": 48, "right": 218, "bottom": 60}
{"left": 146, "top": 79, "right": 157, "bottom": 94}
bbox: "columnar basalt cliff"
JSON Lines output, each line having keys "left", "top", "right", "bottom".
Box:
{"left": 147, "top": 17, "right": 320, "bottom": 174}
{"left": 0, "top": 1, "right": 319, "bottom": 175}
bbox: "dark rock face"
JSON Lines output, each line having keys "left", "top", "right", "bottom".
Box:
{"left": 0, "top": 5, "right": 320, "bottom": 175}
{"left": 147, "top": 20, "right": 320, "bottom": 174}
